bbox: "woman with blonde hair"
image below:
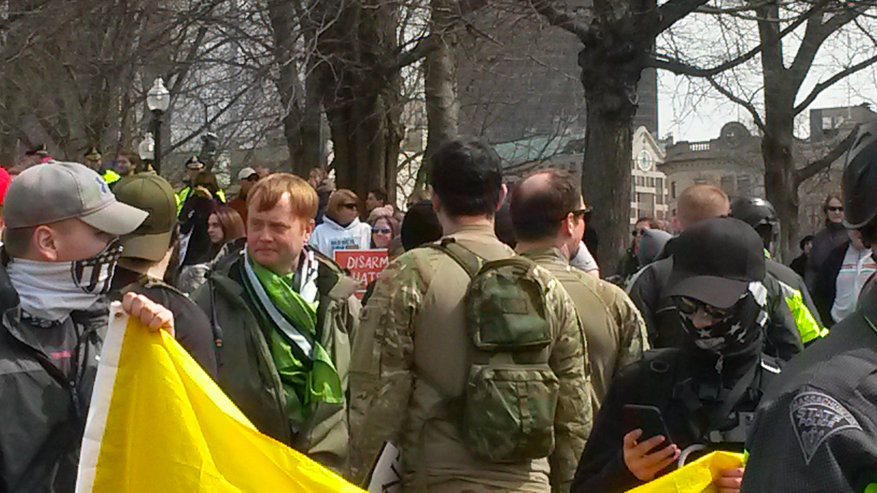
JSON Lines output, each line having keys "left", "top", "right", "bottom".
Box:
{"left": 308, "top": 189, "right": 371, "bottom": 257}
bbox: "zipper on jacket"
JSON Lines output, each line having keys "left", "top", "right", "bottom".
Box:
{"left": 27, "top": 321, "right": 95, "bottom": 421}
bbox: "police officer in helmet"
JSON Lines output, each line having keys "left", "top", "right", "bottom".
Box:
{"left": 730, "top": 196, "right": 825, "bottom": 345}
{"left": 573, "top": 217, "right": 780, "bottom": 493}
{"left": 741, "top": 121, "right": 877, "bottom": 491}
{"left": 729, "top": 196, "right": 778, "bottom": 254}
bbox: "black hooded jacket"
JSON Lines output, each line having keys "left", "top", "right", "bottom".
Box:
{"left": 0, "top": 263, "right": 105, "bottom": 493}
{"left": 572, "top": 331, "right": 780, "bottom": 492}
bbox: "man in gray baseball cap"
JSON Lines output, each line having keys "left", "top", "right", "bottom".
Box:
{"left": 0, "top": 161, "right": 176, "bottom": 491}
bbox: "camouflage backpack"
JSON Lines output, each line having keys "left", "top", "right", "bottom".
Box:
{"left": 426, "top": 239, "right": 560, "bottom": 463}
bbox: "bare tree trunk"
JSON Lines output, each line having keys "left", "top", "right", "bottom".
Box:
{"left": 758, "top": 2, "right": 798, "bottom": 262}
{"left": 582, "top": 99, "right": 635, "bottom": 270}
{"left": 575, "top": 2, "right": 652, "bottom": 268}
{"left": 301, "top": 64, "right": 325, "bottom": 172}
{"left": 312, "top": 0, "right": 402, "bottom": 200}
{"left": 762, "top": 124, "right": 798, "bottom": 262}
{"left": 267, "top": 0, "right": 306, "bottom": 175}
{"left": 326, "top": 92, "right": 396, "bottom": 199}
{"left": 419, "top": 0, "right": 459, "bottom": 194}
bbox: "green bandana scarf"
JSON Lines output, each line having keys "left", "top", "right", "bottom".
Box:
{"left": 246, "top": 250, "right": 343, "bottom": 425}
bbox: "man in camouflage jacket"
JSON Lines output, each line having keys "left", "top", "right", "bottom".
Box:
{"left": 511, "top": 169, "right": 649, "bottom": 409}
{"left": 348, "top": 139, "right": 592, "bottom": 492}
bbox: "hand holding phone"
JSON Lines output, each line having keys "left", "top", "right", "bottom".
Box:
{"left": 621, "top": 405, "right": 679, "bottom": 481}
{"left": 622, "top": 404, "right": 672, "bottom": 442}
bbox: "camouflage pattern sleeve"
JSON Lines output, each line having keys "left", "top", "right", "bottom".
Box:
{"left": 606, "top": 283, "right": 650, "bottom": 372}
{"left": 541, "top": 270, "right": 591, "bottom": 492}
{"left": 347, "top": 252, "right": 429, "bottom": 484}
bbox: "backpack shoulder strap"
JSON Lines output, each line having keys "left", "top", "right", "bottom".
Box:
{"left": 421, "top": 238, "right": 482, "bottom": 278}
{"left": 638, "top": 348, "right": 681, "bottom": 412}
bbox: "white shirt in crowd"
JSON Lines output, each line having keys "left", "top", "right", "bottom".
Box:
{"left": 308, "top": 216, "right": 372, "bottom": 259}
{"left": 570, "top": 240, "right": 599, "bottom": 276}
{"left": 831, "top": 244, "right": 876, "bottom": 323}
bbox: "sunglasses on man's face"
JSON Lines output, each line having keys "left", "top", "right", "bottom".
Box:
{"left": 341, "top": 203, "right": 358, "bottom": 210}
{"left": 674, "top": 296, "right": 734, "bottom": 320}
{"left": 827, "top": 206, "right": 844, "bottom": 213}
{"left": 373, "top": 227, "right": 391, "bottom": 234}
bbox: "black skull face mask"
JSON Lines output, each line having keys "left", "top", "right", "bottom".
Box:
{"left": 677, "top": 293, "right": 766, "bottom": 356}
{"left": 70, "top": 238, "right": 123, "bottom": 295}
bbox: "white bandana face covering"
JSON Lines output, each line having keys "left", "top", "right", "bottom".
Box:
{"left": 7, "top": 240, "right": 122, "bottom": 321}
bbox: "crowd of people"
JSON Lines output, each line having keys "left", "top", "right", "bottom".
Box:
{"left": 3, "top": 125, "right": 877, "bottom": 493}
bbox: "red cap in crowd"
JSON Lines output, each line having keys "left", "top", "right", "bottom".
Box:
{"left": 0, "top": 167, "right": 11, "bottom": 206}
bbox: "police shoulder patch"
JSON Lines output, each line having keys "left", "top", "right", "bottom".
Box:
{"left": 789, "top": 390, "right": 862, "bottom": 465}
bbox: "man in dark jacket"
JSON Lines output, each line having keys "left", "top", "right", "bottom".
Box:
{"left": 574, "top": 217, "right": 778, "bottom": 493}
{"left": 192, "top": 173, "right": 359, "bottom": 472}
{"left": 109, "top": 172, "right": 217, "bottom": 376}
{"left": 789, "top": 235, "right": 812, "bottom": 278}
{"left": 729, "top": 195, "right": 825, "bottom": 345}
{"left": 629, "top": 186, "right": 803, "bottom": 360}
{"left": 0, "top": 162, "right": 175, "bottom": 492}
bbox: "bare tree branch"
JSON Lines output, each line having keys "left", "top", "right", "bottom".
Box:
{"left": 795, "top": 126, "right": 858, "bottom": 186}
{"left": 650, "top": 0, "right": 830, "bottom": 77}
{"left": 396, "top": 35, "right": 442, "bottom": 69}
{"left": 707, "top": 76, "right": 766, "bottom": 130}
{"left": 794, "top": 53, "right": 877, "bottom": 114}
{"left": 655, "top": 0, "right": 712, "bottom": 34}
{"left": 525, "top": 0, "right": 590, "bottom": 39}
{"left": 395, "top": 0, "right": 495, "bottom": 70}
{"left": 788, "top": 7, "right": 858, "bottom": 89}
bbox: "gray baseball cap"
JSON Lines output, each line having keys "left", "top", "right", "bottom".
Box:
{"left": 5, "top": 161, "right": 148, "bottom": 235}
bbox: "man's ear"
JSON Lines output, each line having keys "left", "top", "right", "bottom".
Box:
{"left": 32, "top": 225, "right": 59, "bottom": 261}
{"left": 561, "top": 213, "right": 576, "bottom": 238}
{"left": 303, "top": 218, "right": 316, "bottom": 243}
{"left": 495, "top": 184, "right": 508, "bottom": 211}
{"left": 431, "top": 192, "right": 442, "bottom": 215}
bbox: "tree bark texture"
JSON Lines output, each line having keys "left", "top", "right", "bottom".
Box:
{"left": 311, "top": 0, "right": 402, "bottom": 201}
{"left": 575, "top": 0, "right": 656, "bottom": 268}
{"left": 267, "top": 0, "right": 307, "bottom": 176}
{"left": 419, "top": 0, "right": 460, "bottom": 195}
{"left": 754, "top": 1, "right": 862, "bottom": 261}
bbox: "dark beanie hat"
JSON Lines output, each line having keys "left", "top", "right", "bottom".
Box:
{"left": 401, "top": 200, "right": 443, "bottom": 251}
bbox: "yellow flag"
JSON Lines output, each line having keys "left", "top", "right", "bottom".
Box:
{"left": 76, "top": 305, "right": 363, "bottom": 493}
{"left": 626, "top": 451, "right": 744, "bottom": 493}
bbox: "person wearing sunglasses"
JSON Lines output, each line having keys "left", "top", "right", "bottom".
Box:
{"left": 573, "top": 216, "right": 779, "bottom": 493}
{"left": 308, "top": 188, "right": 372, "bottom": 258}
{"left": 370, "top": 215, "right": 399, "bottom": 250}
{"left": 629, "top": 185, "right": 802, "bottom": 363}
{"left": 805, "top": 192, "right": 850, "bottom": 295}
{"left": 615, "top": 217, "right": 661, "bottom": 284}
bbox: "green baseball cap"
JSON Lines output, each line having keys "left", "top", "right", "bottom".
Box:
{"left": 113, "top": 172, "right": 178, "bottom": 261}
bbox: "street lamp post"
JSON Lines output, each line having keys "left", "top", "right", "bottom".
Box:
{"left": 138, "top": 133, "right": 155, "bottom": 164}
{"left": 146, "top": 77, "right": 170, "bottom": 174}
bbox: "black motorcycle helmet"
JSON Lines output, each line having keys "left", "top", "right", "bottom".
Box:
{"left": 843, "top": 121, "right": 877, "bottom": 232}
{"left": 729, "top": 195, "right": 778, "bottom": 251}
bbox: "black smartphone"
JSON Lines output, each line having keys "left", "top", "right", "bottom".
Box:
{"left": 622, "top": 404, "right": 673, "bottom": 444}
